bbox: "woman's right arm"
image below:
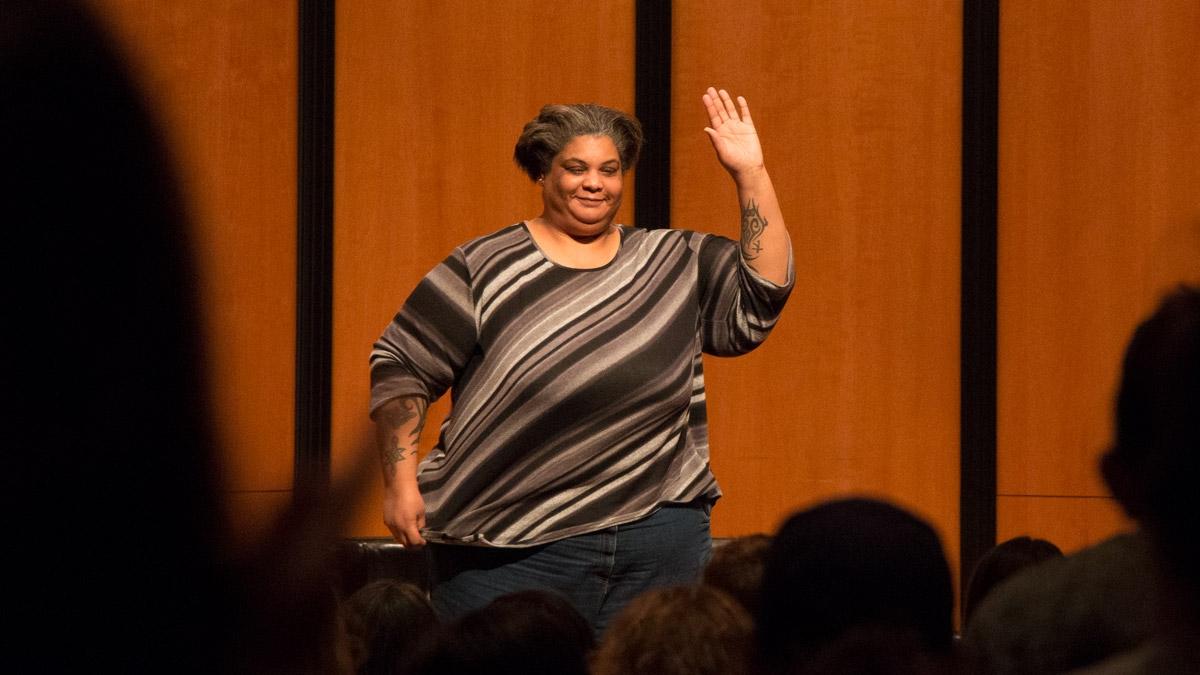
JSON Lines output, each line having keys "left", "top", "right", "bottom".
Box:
{"left": 374, "top": 395, "right": 429, "bottom": 547}
{"left": 369, "top": 247, "right": 478, "bottom": 548}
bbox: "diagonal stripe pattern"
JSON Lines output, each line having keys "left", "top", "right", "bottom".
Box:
{"left": 371, "top": 223, "right": 793, "bottom": 547}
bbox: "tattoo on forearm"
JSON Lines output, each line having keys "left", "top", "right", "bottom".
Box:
{"left": 740, "top": 199, "right": 767, "bottom": 260}
{"left": 380, "top": 397, "right": 428, "bottom": 471}
{"left": 384, "top": 444, "right": 417, "bottom": 466}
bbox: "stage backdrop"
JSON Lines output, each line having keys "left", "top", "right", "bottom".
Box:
{"left": 87, "top": 0, "right": 1200, "bottom": 577}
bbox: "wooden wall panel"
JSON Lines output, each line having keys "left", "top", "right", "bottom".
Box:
{"left": 997, "top": 496, "right": 1133, "bottom": 555}
{"left": 89, "top": 1, "right": 298, "bottom": 541}
{"left": 998, "top": 1, "right": 1200, "bottom": 549}
{"left": 673, "top": 0, "right": 963, "bottom": 576}
{"left": 332, "top": 1, "right": 636, "bottom": 537}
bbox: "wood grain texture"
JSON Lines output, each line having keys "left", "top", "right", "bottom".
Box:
{"left": 90, "top": 1, "right": 298, "bottom": 510}
{"left": 673, "top": 0, "right": 963, "bottom": 576}
{"left": 331, "top": 0, "right": 636, "bottom": 537}
{"left": 998, "top": 1, "right": 1200, "bottom": 507}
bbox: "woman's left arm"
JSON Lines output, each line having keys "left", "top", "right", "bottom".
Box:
{"left": 702, "top": 87, "right": 791, "bottom": 285}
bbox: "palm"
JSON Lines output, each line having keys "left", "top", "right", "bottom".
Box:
{"left": 703, "top": 87, "right": 764, "bottom": 175}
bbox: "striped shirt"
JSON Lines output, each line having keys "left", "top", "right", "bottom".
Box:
{"left": 370, "top": 223, "right": 793, "bottom": 547}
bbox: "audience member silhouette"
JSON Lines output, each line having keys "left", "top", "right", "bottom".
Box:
{"left": 591, "top": 584, "right": 754, "bottom": 675}
{"left": 757, "top": 498, "right": 956, "bottom": 675}
{"left": 4, "top": 2, "right": 375, "bottom": 671}
{"left": 1075, "top": 286, "right": 1200, "bottom": 673}
{"left": 343, "top": 580, "right": 437, "bottom": 675}
{"left": 702, "top": 533, "right": 772, "bottom": 617}
{"left": 4, "top": 0, "right": 231, "bottom": 669}
{"left": 965, "top": 286, "right": 1200, "bottom": 674}
{"left": 784, "top": 624, "right": 942, "bottom": 675}
{"left": 962, "top": 536, "right": 1062, "bottom": 627}
{"left": 401, "top": 589, "right": 594, "bottom": 675}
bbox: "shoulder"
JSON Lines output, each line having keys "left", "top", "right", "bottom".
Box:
{"left": 622, "top": 226, "right": 719, "bottom": 254}
{"left": 458, "top": 222, "right": 529, "bottom": 257}
{"left": 966, "top": 532, "right": 1157, "bottom": 668}
{"left": 977, "top": 533, "right": 1149, "bottom": 613}
{"left": 448, "top": 222, "right": 539, "bottom": 273}
{"left": 411, "top": 224, "right": 533, "bottom": 293}
{"left": 622, "top": 228, "right": 746, "bottom": 276}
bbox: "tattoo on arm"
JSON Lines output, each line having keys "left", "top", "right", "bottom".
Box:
{"left": 382, "top": 396, "right": 428, "bottom": 436}
{"left": 380, "top": 397, "right": 428, "bottom": 470}
{"left": 383, "top": 444, "right": 416, "bottom": 466}
{"left": 740, "top": 199, "right": 767, "bottom": 260}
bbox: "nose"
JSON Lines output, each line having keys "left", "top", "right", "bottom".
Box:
{"left": 583, "top": 171, "right": 603, "bottom": 191}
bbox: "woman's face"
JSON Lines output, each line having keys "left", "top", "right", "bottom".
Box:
{"left": 540, "top": 134, "right": 623, "bottom": 237}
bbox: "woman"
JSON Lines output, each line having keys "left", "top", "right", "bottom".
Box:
{"left": 370, "top": 88, "right": 793, "bottom": 633}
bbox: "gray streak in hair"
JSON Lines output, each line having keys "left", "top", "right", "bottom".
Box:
{"left": 513, "top": 103, "right": 643, "bottom": 181}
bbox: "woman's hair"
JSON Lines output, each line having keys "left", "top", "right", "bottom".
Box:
{"left": 592, "top": 585, "right": 754, "bottom": 675}
{"left": 513, "top": 103, "right": 643, "bottom": 181}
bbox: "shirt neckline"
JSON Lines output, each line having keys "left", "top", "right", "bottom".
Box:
{"left": 519, "top": 221, "right": 627, "bottom": 271}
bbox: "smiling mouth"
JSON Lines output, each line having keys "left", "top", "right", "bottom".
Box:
{"left": 576, "top": 196, "right": 607, "bottom": 206}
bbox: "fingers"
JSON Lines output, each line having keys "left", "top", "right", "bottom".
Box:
{"left": 394, "top": 519, "right": 426, "bottom": 548}
{"left": 703, "top": 86, "right": 735, "bottom": 124}
{"left": 385, "top": 507, "right": 427, "bottom": 548}
{"left": 407, "top": 506, "right": 427, "bottom": 547}
{"left": 702, "top": 87, "right": 751, "bottom": 127}
{"left": 702, "top": 87, "right": 724, "bottom": 127}
{"left": 718, "top": 88, "right": 739, "bottom": 119}
{"left": 404, "top": 525, "right": 427, "bottom": 549}
{"left": 737, "top": 95, "right": 752, "bottom": 124}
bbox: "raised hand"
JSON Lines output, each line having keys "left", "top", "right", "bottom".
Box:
{"left": 702, "top": 87, "right": 765, "bottom": 178}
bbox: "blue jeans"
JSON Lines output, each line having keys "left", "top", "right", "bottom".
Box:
{"left": 428, "top": 502, "right": 712, "bottom": 634}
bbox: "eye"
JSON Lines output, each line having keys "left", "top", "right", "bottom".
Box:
{"left": 601, "top": 167, "right": 619, "bottom": 176}
{"left": 567, "top": 166, "right": 585, "bottom": 175}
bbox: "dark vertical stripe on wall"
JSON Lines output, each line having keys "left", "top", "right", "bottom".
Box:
{"left": 634, "top": 0, "right": 671, "bottom": 229}
{"left": 296, "top": 0, "right": 335, "bottom": 499}
{"left": 960, "top": 0, "right": 999, "bottom": 605}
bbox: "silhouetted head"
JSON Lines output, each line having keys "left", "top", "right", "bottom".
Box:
{"left": 403, "top": 589, "right": 594, "bottom": 675}
{"left": 1104, "top": 286, "right": 1200, "bottom": 596}
{"left": 758, "top": 498, "right": 954, "bottom": 673}
{"left": 963, "top": 536, "right": 1063, "bottom": 627}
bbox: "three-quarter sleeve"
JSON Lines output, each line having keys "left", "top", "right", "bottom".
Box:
{"left": 369, "top": 248, "right": 478, "bottom": 417}
{"left": 697, "top": 234, "right": 794, "bottom": 356}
